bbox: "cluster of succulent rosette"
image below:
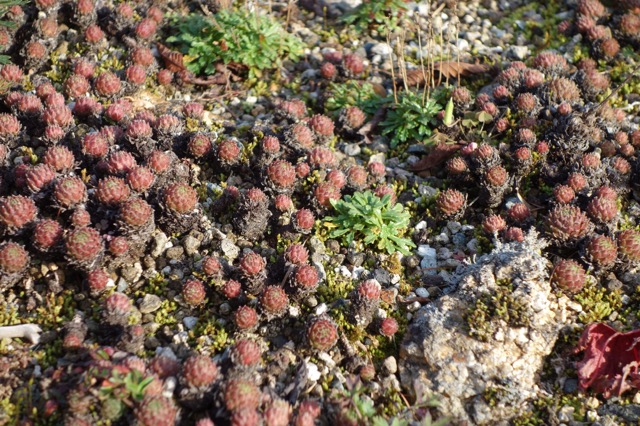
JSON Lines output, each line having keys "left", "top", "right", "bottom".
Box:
{"left": 0, "top": 0, "right": 414, "bottom": 424}
{"left": 4, "top": 0, "right": 640, "bottom": 422}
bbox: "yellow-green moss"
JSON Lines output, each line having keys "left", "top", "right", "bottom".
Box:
{"left": 191, "top": 317, "right": 231, "bottom": 353}
{"left": 153, "top": 300, "right": 178, "bottom": 326}
{"left": 317, "top": 266, "right": 354, "bottom": 305}
{"left": 35, "top": 291, "right": 75, "bottom": 327}
{"left": 465, "top": 279, "right": 530, "bottom": 342}
{"left": 135, "top": 273, "right": 169, "bottom": 298}
{"left": 574, "top": 283, "right": 622, "bottom": 324}
{"left": 0, "top": 302, "right": 20, "bottom": 326}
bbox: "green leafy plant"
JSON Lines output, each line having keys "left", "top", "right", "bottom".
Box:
{"left": 341, "top": 0, "right": 408, "bottom": 32}
{"left": 442, "top": 97, "right": 454, "bottom": 127}
{"left": 331, "top": 377, "right": 401, "bottom": 425}
{"left": 330, "top": 377, "right": 449, "bottom": 426}
{"left": 167, "top": 8, "right": 304, "bottom": 79}
{"left": 324, "top": 81, "right": 387, "bottom": 116}
{"left": 99, "top": 369, "right": 154, "bottom": 403}
{"left": 325, "top": 191, "right": 415, "bottom": 255}
{"left": 380, "top": 90, "right": 443, "bottom": 148}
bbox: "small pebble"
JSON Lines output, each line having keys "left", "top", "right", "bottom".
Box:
{"left": 343, "top": 143, "right": 361, "bottom": 156}
{"left": 466, "top": 238, "right": 480, "bottom": 253}
{"left": 222, "top": 236, "right": 240, "bottom": 254}
{"left": 173, "top": 331, "right": 189, "bottom": 344}
{"left": 315, "top": 303, "right": 328, "bottom": 316}
{"left": 435, "top": 232, "right": 450, "bottom": 244}
{"left": 407, "top": 301, "right": 421, "bottom": 312}
{"left": 306, "top": 361, "right": 321, "bottom": 381}
{"left": 182, "top": 235, "right": 201, "bottom": 256}
{"left": 139, "top": 294, "right": 162, "bottom": 314}
{"left": 415, "top": 287, "right": 430, "bottom": 298}
{"left": 447, "top": 221, "right": 462, "bottom": 233}
{"left": 183, "top": 317, "right": 197, "bottom": 330}
{"left": 151, "top": 232, "right": 169, "bottom": 257}
{"left": 219, "top": 303, "right": 231, "bottom": 315}
{"left": 165, "top": 246, "right": 184, "bottom": 260}
{"left": 563, "top": 378, "right": 578, "bottom": 394}
{"left": 382, "top": 356, "right": 397, "bottom": 375}
{"left": 437, "top": 247, "right": 452, "bottom": 260}
{"left": 116, "top": 277, "right": 128, "bottom": 292}
{"left": 163, "top": 377, "right": 177, "bottom": 398}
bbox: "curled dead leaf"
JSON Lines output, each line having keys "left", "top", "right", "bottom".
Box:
{"left": 400, "top": 62, "right": 491, "bottom": 86}
{"left": 410, "top": 142, "right": 463, "bottom": 172}
{"left": 157, "top": 43, "right": 186, "bottom": 72}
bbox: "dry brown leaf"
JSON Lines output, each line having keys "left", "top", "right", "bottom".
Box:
{"left": 157, "top": 43, "right": 186, "bottom": 72}
{"left": 433, "top": 61, "right": 491, "bottom": 80}
{"left": 370, "top": 82, "right": 388, "bottom": 97}
{"left": 409, "top": 142, "right": 462, "bottom": 172}
{"left": 357, "top": 106, "right": 387, "bottom": 144}
{"left": 401, "top": 62, "right": 491, "bottom": 86}
{"left": 401, "top": 69, "right": 428, "bottom": 87}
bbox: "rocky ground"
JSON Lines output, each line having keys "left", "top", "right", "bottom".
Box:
{"left": 1, "top": 0, "right": 640, "bottom": 425}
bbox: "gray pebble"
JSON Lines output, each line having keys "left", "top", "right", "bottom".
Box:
{"left": 151, "top": 232, "right": 169, "bottom": 258}
{"left": 447, "top": 221, "right": 462, "bottom": 234}
{"left": 343, "top": 143, "right": 361, "bottom": 156}
{"left": 404, "top": 255, "right": 420, "bottom": 269}
{"left": 467, "top": 238, "right": 480, "bottom": 253}
{"left": 406, "top": 155, "right": 420, "bottom": 166}
{"left": 183, "top": 317, "right": 198, "bottom": 330}
{"left": 505, "top": 45, "right": 529, "bottom": 60}
{"left": 371, "top": 42, "right": 392, "bottom": 57}
{"left": 121, "top": 263, "right": 143, "bottom": 284}
{"left": 415, "top": 287, "right": 430, "bottom": 298}
{"left": 308, "top": 237, "right": 326, "bottom": 255}
{"left": 325, "top": 239, "right": 340, "bottom": 254}
{"left": 491, "top": 27, "right": 507, "bottom": 38}
{"left": 139, "top": 294, "right": 162, "bottom": 314}
{"left": 182, "top": 235, "right": 201, "bottom": 256}
{"left": 435, "top": 232, "right": 450, "bottom": 244}
{"left": 465, "top": 31, "right": 481, "bottom": 41}
{"left": 145, "top": 336, "right": 160, "bottom": 350}
{"left": 346, "top": 251, "right": 364, "bottom": 267}
{"left": 437, "top": 247, "right": 452, "bottom": 260}
{"left": 414, "top": 221, "right": 427, "bottom": 231}
{"left": 219, "top": 303, "right": 231, "bottom": 315}
{"left": 382, "top": 356, "right": 398, "bottom": 375}
{"left": 607, "top": 277, "right": 623, "bottom": 292}
{"left": 418, "top": 185, "right": 438, "bottom": 198}
{"left": 116, "top": 277, "right": 128, "bottom": 292}
{"left": 407, "top": 144, "right": 430, "bottom": 154}
{"left": 369, "top": 140, "right": 388, "bottom": 153}
{"left": 407, "top": 301, "right": 421, "bottom": 312}
{"left": 166, "top": 246, "right": 184, "bottom": 260}
{"left": 221, "top": 239, "right": 240, "bottom": 260}
{"left": 374, "top": 268, "right": 391, "bottom": 285}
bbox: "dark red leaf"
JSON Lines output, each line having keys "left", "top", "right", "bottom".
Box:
{"left": 575, "top": 323, "right": 640, "bottom": 397}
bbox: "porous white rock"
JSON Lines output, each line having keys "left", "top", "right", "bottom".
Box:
{"left": 399, "top": 231, "right": 572, "bottom": 424}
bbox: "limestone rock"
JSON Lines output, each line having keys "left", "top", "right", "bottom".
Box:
{"left": 399, "top": 231, "right": 571, "bottom": 424}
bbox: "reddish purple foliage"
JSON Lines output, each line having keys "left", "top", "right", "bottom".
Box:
{"left": 575, "top": 323, "right": 640, "bottom": 398}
